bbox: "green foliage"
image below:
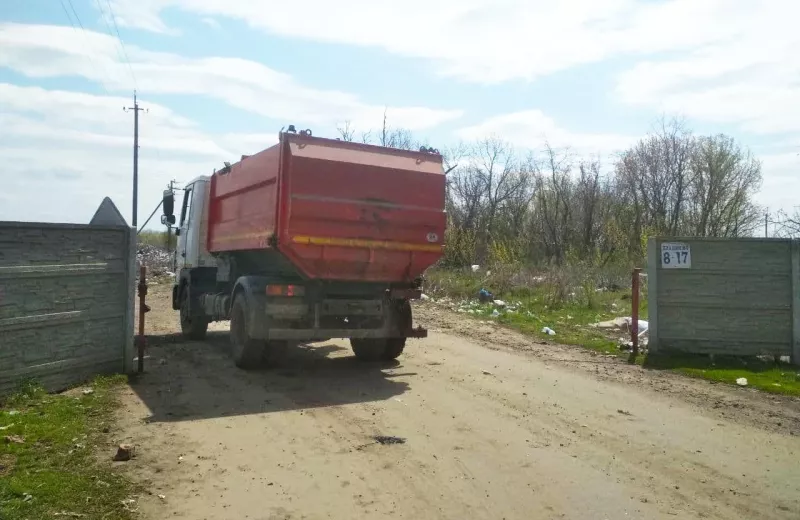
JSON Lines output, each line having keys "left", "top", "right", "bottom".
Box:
{"left": 426, "top": 264, "right": 798, "bottom": 396}
{"left": 137, "top": 229, "right": 176, "bottom": 250}
{"left": 440, "top": 227, "right": 478, "bottom": 268}
{"left": 0, "top": 376, "right": 136, "bottom": 520}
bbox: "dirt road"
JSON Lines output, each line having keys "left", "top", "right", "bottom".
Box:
{"left": 118, "top": 283, "right": 800, "bottom": 519}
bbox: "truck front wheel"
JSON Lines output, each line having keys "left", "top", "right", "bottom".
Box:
{"left": 180, "top": 288, "right": 208, "bottom": 340}
{"left": 229, "top": 296, "right": 265, "bottom": 370}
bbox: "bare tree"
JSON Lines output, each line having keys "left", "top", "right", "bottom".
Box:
{"left": 533, "top": 143, "right": 574, "bottom": 264}
{"left": 686, "top": 134, "right": 762, "bottom": 237}
{"left": 336, "top": 120, "right": 356, "bottom": 142}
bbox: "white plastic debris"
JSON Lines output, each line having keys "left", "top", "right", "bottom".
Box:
{"left": 493, "top": 299, "right": 507, "bottom": 307}
{"left": 420, "top": 294, "right": 430, "bottom": 301}
{"left": 471, "top": 265, "right": 480, "bottom": 272}
{"left": 736, "top": 377, "right": 748, "bottom": 387}
{"left": 491, "top": 309, "right": 501, "bottom": 318}
{"left": 541, "top": 327, "right": 556, "bottom": 336}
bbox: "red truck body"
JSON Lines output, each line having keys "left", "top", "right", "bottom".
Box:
{"left": 206, "top": 133, "right": 446, "bottom": 283}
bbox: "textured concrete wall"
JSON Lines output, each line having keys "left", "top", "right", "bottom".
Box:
{"left": 648, "top": 237, "right": 799, "bottom": 361}
{"left": 0, "top": 222, "right": 135, "bottom": 394}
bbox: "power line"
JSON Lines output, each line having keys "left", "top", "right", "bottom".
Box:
{"left": 59, "top": 0, "right": 112, "bottom": 94}
{"left": 96, "top": 0, "right": 138, "bottom": 88}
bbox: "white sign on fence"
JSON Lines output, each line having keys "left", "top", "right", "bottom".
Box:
{"left": 661, "top": 242, "right": 691, "bottom": 269}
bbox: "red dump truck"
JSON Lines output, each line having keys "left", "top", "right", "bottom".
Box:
{"left": 161, "top": 128, "right": 446, "bottom": 368}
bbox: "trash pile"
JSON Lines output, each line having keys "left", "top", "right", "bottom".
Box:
{"left": 421, "top": 290, "right": 538, "bottom": 322}
{"left": 591, "top": 317, "right": 649, "bottom": 351}
{"left": 136, "top": 244, "right": 174, "bottom": 277}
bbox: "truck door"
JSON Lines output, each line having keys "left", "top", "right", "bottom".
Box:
{"left": 177, "top": 184, "right": 195, "bottom": 271}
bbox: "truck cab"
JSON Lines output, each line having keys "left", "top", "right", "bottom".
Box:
{"left": 174, "top": 176, "right": 214, "bottom": 275}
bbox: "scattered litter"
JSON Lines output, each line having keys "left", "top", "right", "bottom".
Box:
{"left": 113, "top": 444, "right": 135, "bottom": 462}
{"left": 493, "top": 299, "right": 507, "bottom": 308}
{"left": 471, "top": 265, "right": 480, "bottom": 272}
{"left": 158, "top": 494, "right": 166, "bottom": 500}
{"left": 4, "top": 435, "right": 24, "bottom": 444}
{"left": 617, "top": 409, "right": 632, "bottom": 416}
{"left": 22, "top": 493, "right": 33, "bottom": 502}
{"left": 482, "top": 370, "right": 493, "bottom": 376}
{"left": 178, "top": 456, "right": 184, "bottom": 463}
{"left": 54, "top": 513, "right": 86, "bottom": 518}
{"left": 491, "top": 309, "right": 501, "bottom": 318}
{"left": 7, "top": 410, "right": 19, "bottom": 416}
{"left": 736, "top": 377, "right": 748, "bottom": 387}
{"left": 478, "top": 288, "right": 494, "bottom": 303}
{"left": 121, "top": 498, "right": 138, "bottom": 512}
{"left": 82, "top": 388, "right": 94, "bottom": 395}
{"left": 541, "top": 327, "right": 556, "bottom": 336}
{"left": 420, "top": 294, "right": 430, "bottom": 301}
{"left": 0, "top": 424, "right": 14, "bottom": 431}
{"left": 137, "top": 244, "right": 173, "bottom": 277}
{"left": 373, "top": 435, "right": 406, "bottom": 445}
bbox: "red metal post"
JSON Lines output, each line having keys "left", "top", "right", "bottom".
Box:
{"left": 631, "top": 268, "right": 642, "bottom": 358}
{"left": 136, "top": 265, "right": 149, "bottom": 373}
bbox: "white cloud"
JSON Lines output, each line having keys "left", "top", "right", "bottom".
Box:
{"left": 200, "top": 17, "right": 221, "bottom": 29}
{"left": 457, "top": 110, "right": 635, "bottom": 159}
{"left": 0, "top": 22, "right": 461, "bottom": 131}
{"left": 0, "top": 83, "right": 278, "bottom": 226}
{"left": 615, "top": 2, "right": 800, "bottom": 136}
{"left": 107, "top": 0, "right": 776, "bottom": 84}
{"left": 756, "top": 152, "right": 800, "bottom": 215}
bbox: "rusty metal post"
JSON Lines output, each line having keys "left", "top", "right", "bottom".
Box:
{"left": 631, "top": 268, "right": 642, "bottom": 358}
{"left": 136, "top": 265, "right": 149, "bottom": 373}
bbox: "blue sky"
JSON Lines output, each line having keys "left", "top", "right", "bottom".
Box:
{"left": 1, "top": 0, "right": 798, "bottom": 228}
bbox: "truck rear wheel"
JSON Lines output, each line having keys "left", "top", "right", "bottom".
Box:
{"left": 180, "top": 288, "right": 208, "bottom": 340}
{"left": 350, "top": 338, "right": 406, "bottom": 361}
{"left": 230, "top": 296, "right": 265, "bottom": 370}
{"left": 350, "top": 299, "right": 412, "bottom": 361}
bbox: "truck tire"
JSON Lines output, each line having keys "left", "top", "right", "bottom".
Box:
{"left": 350, "top": 299, "right": 411, "bottom": 361}
{"left": 350, "top": 338, "right": 406, "bottom": 361}
{"left": 180, "top": 288, "right": 208, "bottom": 340}
{"left": 229, "top": 296, "right": 265, "bottom": 370}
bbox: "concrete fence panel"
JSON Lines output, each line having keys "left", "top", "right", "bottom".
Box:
{"left": 0, "top": 221, "right": 136, "bottom": 394}
{"left": 647, "top": 237, "right": 799, "bottom": 362}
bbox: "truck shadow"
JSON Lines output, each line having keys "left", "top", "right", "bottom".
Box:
{"left": 129, "top": 332, "right": 414, "bottom": 423}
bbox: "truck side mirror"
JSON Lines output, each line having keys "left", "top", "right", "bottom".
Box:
{"left": 163, "top": 189, "right": 175, "bottom": 218}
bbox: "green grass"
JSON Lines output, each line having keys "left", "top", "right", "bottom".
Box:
{"left": 0, "top": 376, "right": 137, "bottom": 520}
{"left": 644, "top": 353, "right": 800, "bottom": 396}
{"left": 425, "top": 267, "right": 800, "bottom": 396}
{"left": 425, "top": 267, "right": 644, "bottom": 354}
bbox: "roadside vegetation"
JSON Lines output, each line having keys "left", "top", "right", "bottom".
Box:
{"left": 138, "top": 229, "right": 176, "bottom": 250}
{"left": 343, "top": 113, "right": 799, "bottom": 397}
{"left": 423, "top": 265, "right": 800, "bottom": 397}
{"left": 0, "top": 376, "right": 137, "bottom": 520}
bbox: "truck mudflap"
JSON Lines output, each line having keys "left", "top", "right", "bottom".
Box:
{"left": 266, "top": 325, "right": 427, "bottom": 341}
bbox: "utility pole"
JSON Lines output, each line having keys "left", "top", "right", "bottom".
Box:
{"left": 124, "top": 91, "right": 146, "bottom": 228}
{"left": 765, "top": 211, "right": 769, "bottom": 238}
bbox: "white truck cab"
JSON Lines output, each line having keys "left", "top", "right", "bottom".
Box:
{"left": 174, "top": 176, "right": 215, "bottom": 276}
